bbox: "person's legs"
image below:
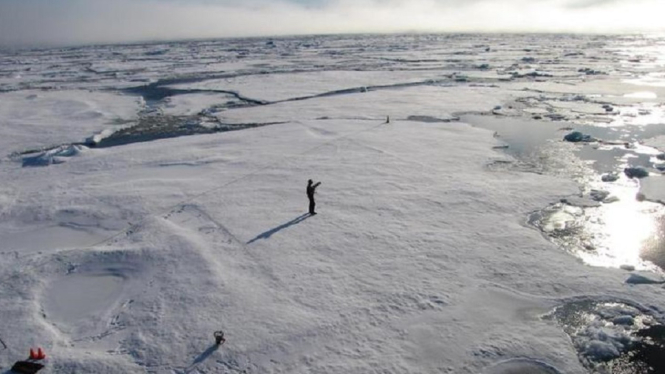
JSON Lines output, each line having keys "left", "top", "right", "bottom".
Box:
{"left": 309, "top": 198, "right": 316, "bottom": 214}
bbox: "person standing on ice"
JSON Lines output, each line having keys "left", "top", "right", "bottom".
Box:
{"left": 307, "top": 179, "right": 321, "bottom": 215}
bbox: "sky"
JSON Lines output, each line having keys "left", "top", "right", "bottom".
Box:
{"left": 0, "top": 0, "right": 664, "bottom": 46}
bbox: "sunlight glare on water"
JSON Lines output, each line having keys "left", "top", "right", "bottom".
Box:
{"left": 583, "top": 191, "right": 658, "bottom": 269}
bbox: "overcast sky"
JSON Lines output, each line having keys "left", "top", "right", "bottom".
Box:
{"left": 0, "top": 0, "right": 663, "bottom": 46}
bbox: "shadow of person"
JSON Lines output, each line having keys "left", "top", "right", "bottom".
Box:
{"left": 247, "top": 213, "right": 311, "bottom": 244}
{"left": 185, "top": 344, "right": 219, "bottom": 373}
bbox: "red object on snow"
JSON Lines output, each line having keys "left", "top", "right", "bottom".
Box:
{"left": 28, "top": 347, "right": 46, "bottom": 360}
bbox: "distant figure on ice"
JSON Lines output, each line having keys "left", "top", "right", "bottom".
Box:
{"left": 307, "top": 179, "right": 321, "bottom": 215}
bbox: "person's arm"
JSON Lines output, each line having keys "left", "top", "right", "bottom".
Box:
{"left": 313, "top": 182, "right": 321, "bottom": 189}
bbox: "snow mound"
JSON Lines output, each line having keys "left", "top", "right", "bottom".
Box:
{"left": 22, "top": 145, "right": 87, "bottom": 167}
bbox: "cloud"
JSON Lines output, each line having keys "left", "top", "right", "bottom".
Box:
{"left": 565, "top": 0, "right": 640, "bottom": 9}
{"left": 0, "top": 0, "right": 663, "bottom": 47}
{"left": 567, "top": 0, "right": 619, "bottom": 8}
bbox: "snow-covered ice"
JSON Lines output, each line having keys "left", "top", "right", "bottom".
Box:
{"left": 0, "top": 90, "right": 141, "bottom": 154}
{"left": 1, "top": 33, "right": 665, "bottom": 374}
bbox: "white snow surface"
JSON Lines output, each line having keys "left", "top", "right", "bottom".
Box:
{"left": 1, "top": 34, "right": 665, "bottom": 374}
{"left": 167, "top": 70, "right": 449, "bottom": 103}
{"left": 215, "top": 85, "right": 528, "bottom": 124}
{"left": 1, "top": 116, "right": 594, "bottom": 374}
{"left": 0, "top": 90, "right": 141, "bottom": 153}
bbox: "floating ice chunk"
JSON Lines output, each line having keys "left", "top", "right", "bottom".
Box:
{"left": 491, "top": 105, "right": 519, "bottom": 116}
{"left": 598, "top": 304, "right": 640, "bottom": 319}
{"left": 545, "top": 113, "right": 566, "bottom": 121}
{"left": 540, "top": 204, "right": 583, "bottom": 232}
{"left": 512, "top": 70, "right": 553, "bottom": 78}
{"left": 613, "top": 316, "right": 635, "bottom": 326}
{"left": 590, "top": 190, "right": 610, "bottom": 202}
{"left": 624, "top": 167, "right": 649, "bottom": 179}
{"left": 564, "top": 131, "right": 594, "bottom": 142}
{"left": 601, "top": 173, "right": 620, "bottom": 182}
{"left": 582, "top": 340, "right": 621, "bottom": 361}
{"left": 578, "top": 68, "right": 606, "bottom": 75}
{"left": 551, "top": 300, "right": 663, "bottom": 372}
{"left": 602, "top": 104, "right": 615, "bottom": 112}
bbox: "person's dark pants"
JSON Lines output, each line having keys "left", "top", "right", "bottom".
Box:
{"left": 309, "top": 198, "right": 315, "bottom": 214}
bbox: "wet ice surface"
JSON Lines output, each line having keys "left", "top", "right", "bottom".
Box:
{"left": 527, "top": 126, "right": 665, "bottom": 272}
{"left": 456, "top": 51, "right": 665, "bottom": 272}
{"left": 466, "top": 111, "right": 665, "bottom": 271}
{"left": 547, "top": 300, "right": 665, "bottom": 374}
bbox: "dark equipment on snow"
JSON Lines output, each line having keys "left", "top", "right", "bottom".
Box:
{"left": 214, "top": 330, "right": 226, "bottom": 345}
{"left": 10, "top": 361, "right": 44, "bottom": 374}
